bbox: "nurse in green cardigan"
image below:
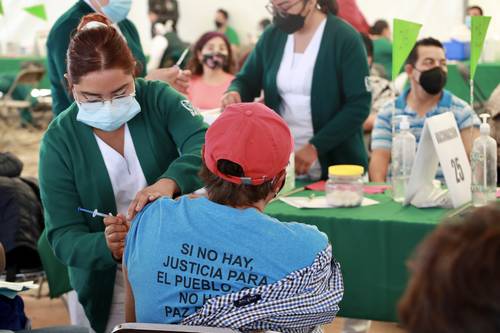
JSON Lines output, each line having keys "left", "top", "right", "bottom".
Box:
{"left": 47, "top": 0, "right": 190, "bottom": 116}
{"left": 222, "top": 0, "right": 371, "bottom": 180}
{"left": 39, "top": 14, "right": 207, "bottom": 333}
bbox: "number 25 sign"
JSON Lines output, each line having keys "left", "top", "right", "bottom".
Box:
{"left": 405, "top": 112, "right": 471, "bottom": 208}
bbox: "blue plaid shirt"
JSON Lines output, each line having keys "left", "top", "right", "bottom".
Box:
{"left": 181, "top": 245, "right": 343, "bottom": 333}
{"left": 371, "top": 89, "right": 480, "bottom": 180}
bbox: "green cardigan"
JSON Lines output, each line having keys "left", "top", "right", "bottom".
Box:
{"left": 46, "top": 1, "right": 147, "bottom": 116}
{"left": 229, "top": 14, "right": 370, "bottom": 178}
{"left": 38, "top": 79, "right": 207, "bottom": 333}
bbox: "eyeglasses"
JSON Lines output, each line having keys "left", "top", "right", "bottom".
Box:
{"left": 74, "top": 82, "right": 135, "bottom": 106}
{"left": 265, "top": 0, "right": 303, "bottom": 18}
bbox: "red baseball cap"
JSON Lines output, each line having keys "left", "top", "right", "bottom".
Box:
{"left": 204, "top": 102, "right": 294, "bottom": 185}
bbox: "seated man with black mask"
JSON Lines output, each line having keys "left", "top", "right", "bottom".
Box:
{"left": 369, "top": 37, "right": 480, "bottom": 183}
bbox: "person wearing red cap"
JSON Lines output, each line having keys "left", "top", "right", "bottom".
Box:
{"left": 121, "top": 102, "right": 343, "bottom": 330}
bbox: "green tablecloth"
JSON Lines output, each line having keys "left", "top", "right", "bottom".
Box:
{"left": 446, "top": 62, "right": 500, "bottom": 103}
{"left": 265, "top": 188, "right": 450, "bottom": 322}
{"left": 0, "top": 56, "right": 50, "bottom": 88}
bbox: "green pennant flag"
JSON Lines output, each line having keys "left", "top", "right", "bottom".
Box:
{"left": 392, "top": 19, "right": 422, "bottom": 80}
{"left": 0, "top": 0, "right": 4, "bottom": 16}
{"left": 470, "top": 16, "right": 491, "bottom": 79}
{"left": 24, "top": 4, "right": 47, "bottom": 21}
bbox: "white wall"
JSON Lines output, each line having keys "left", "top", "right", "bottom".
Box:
{"left": 469, "top": 0, "right": 500, "bottom": 39}
{"left": 176, "top": 0, "right": 270, "bottom": 44}
{"left": 357, "top": 0, "right": 465, "bottom": 40}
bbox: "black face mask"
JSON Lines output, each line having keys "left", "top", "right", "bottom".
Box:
{"left": 273, "top": 13, "right": 306, "bottom": 34}
{"left": 202, "top": 53, "right": 228, "bottom": 70}
{"left": 417, "top": 67, "right": 447, "bottom": 95}
{"left": 215, "top": 20, "right": 224, "bottom": 29}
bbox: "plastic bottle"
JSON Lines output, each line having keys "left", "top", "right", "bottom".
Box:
{"left": 471, "top": 114, "right": 497, "bottom": 207}
{"left": 391, "top": 117, "right": 416, "bottom": 202}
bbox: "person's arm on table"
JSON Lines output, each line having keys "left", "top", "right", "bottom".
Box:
{"left": 39, "top": 136, "right": 116, "bottom": 270}
{"left": 369, "top": 149, "right": 391, "bottom": 182}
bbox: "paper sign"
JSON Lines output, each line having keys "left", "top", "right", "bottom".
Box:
{"left": 392, "top": 19, "right": 422, "bottom": 80}
{"left": 280, "top": 196, "right": 379, "bottom": 209}
{"left": 24, "top": 4, "right": 47, "bottom": 21}
{"left": 470, "top": 16, "right": 491, "bottom": 79}
{"left": 405, "top": 112, "right": 471, "bottom": 208}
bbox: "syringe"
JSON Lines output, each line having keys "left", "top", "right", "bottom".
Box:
{"left": 77, "top": 207, "right": 110, "bottom": 218}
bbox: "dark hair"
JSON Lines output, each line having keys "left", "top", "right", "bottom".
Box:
{"left": 67, "top": 13, "right": 139, "bottom": 85}
{"left": 199, "top": 159, "right": 275, "bottom": 207}
{"left": 406, "top": 37, "right": 444, "bottom": 66}
{"left": 186, "top": 32, "right": 234, "bottom": 76}
{"left": 398, "top": 204, "right": 500, "bottom": 333}
{"left": 259, "top": 18, "right": 271, "bottom": 30}
{"left": 369, "top": 19, "right": 389, "bottom": 35}
{"left": 216, "top": 8, "right": 229, "bottom": 20}
{"left": 467, "top": 5, "right": 484, "bottom": 16}
{"left": 317, "top": 0, "right": 338, "bottom": 15}
{"left": 360, "top": 33, "right": 373, "bottom": 58}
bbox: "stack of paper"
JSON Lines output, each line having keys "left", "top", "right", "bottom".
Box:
{"left": 279, "top": 196, "right": 379, "bottom": 209}
{"left": 0, "top": 280, "right": 39, "bottom": 298}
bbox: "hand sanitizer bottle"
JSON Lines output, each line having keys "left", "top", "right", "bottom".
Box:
{"left": 471, "top": 114, "right": 497, "bottom": 207}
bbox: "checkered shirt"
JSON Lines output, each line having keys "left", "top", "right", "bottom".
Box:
{"left": 181, "top": 245, "right": 343, "bottom": 333}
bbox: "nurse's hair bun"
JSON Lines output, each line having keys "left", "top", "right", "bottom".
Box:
{"left": 67, "top": 13, "right": 139, "bottom": 85}
{"left": 77, "top": 13, "right": 112, "bottom": 32}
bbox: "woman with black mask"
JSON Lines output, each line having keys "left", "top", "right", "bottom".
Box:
{"left": 186, "top": 32, "right": 235, "bottom": 110}
{"left": 222, "top": 0, "right": 370, "bottom": 181}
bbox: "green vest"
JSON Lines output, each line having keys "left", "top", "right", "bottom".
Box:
{"left": 38, "top": 79, "right": 207, "bottom": 333}
{"left": 228, "top": 14, "right": 371, "bottom": 178}
{"left": 46, "top": 1, "right": 147, "bottom": 115}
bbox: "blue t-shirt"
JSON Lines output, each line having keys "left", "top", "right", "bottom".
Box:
{"left": 124, "top": 196, "right": 328, "bottom": 324}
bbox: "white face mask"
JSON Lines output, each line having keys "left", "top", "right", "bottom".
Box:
{"left": 75, "top": 93, "right": 141, "bottom": 131}
{"left": 97, "top": 0, "right": 132, "bottom": 23}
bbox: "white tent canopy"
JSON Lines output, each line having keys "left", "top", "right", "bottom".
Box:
{"left": 0, "top": 0, "right": 498, "bottom": 57}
